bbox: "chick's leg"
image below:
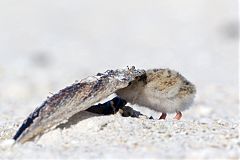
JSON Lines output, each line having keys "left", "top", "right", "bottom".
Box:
{"left": 159, "top": 113, "right": 167, "bottom": 119}
{"left": 174, "top": 111, "right": 182, "bottom": 120}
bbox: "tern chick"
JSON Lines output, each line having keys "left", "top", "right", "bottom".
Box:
{"left": 116, "top": 68, "right": 196, "bottom": 120}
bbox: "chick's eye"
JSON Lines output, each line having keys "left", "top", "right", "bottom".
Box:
{"left": 185, "top": 81, "right": 189, "bottom": 85}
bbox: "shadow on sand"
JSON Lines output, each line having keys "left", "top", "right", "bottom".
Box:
{"left": 56, "top": 111, "right": 103, "bottom": 129}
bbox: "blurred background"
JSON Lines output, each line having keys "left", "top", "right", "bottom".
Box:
{"left": 0, "top": 0, "right": 238, "bottom": 117}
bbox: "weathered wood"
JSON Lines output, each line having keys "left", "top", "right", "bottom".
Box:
{"left": 14, "top": 67, "right": 145, "bottom": 143}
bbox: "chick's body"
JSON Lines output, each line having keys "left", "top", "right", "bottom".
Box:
{"left": 116, "top": 69, "right": 196, "bottom": 118}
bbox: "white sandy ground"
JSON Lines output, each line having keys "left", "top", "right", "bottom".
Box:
{"left": 0, "top": 85, "right": 239, "bottom": 159}
{"left": 0, "top": 0, "right": 239, "bottom": 159}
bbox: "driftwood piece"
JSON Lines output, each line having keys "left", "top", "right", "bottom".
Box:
{"left": 14, "top": 67, "right": 145, "bottom": 143}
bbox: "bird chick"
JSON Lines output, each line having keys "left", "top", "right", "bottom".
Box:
{"left": 116, "top": 68, "right": 196, "bottom": 120}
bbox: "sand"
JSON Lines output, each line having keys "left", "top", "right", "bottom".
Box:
{"left": 0, "top": 84, "right": 239, "bottom": 159}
